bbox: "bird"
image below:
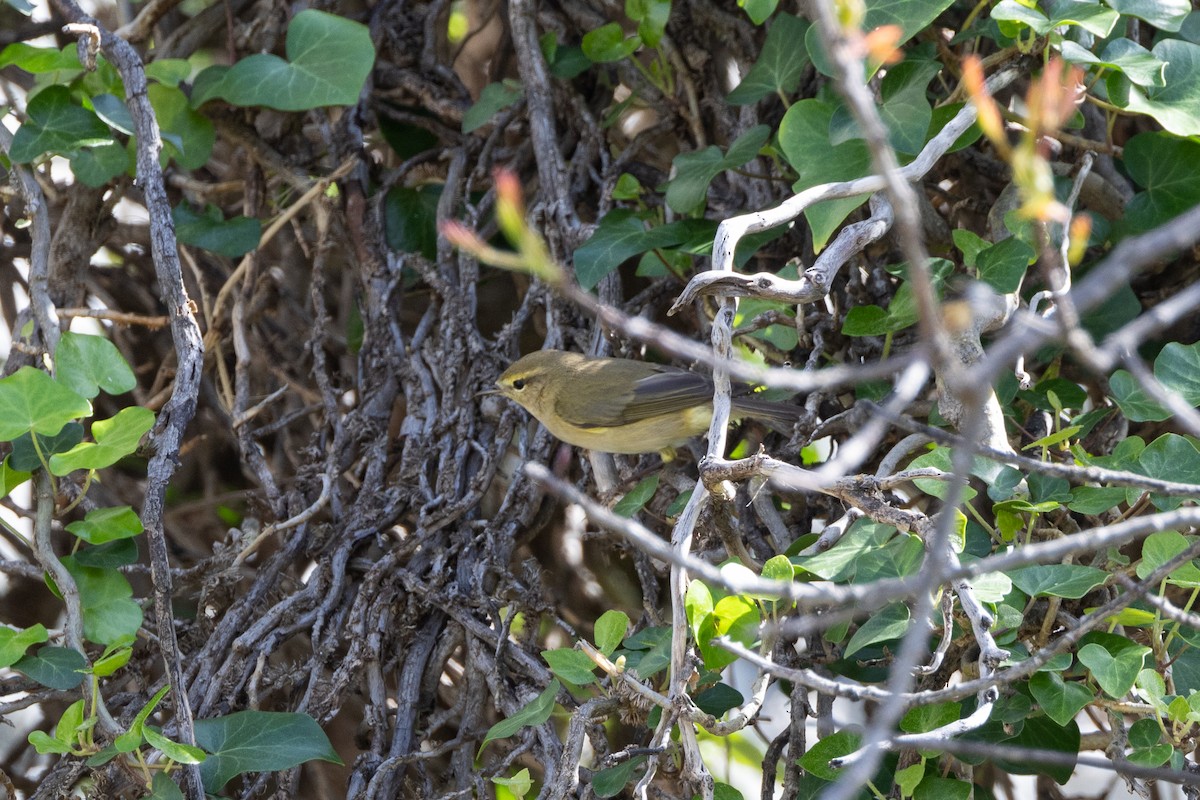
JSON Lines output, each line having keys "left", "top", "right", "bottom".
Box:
{"left": 490, "top": 350, "right": 801, "bottom": 455}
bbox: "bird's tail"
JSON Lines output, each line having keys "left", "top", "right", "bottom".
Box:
{"left": 731, "top": 396, "right": 803, "bottom": 435}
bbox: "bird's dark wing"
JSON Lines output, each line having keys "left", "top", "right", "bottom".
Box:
{"left": 552, "top": 362, "right": 714, "bottom": 428}
{"left": 616, "top": 369, "right": 716, "bottom": 424}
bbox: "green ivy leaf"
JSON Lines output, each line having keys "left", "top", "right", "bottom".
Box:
{"left": 727, "top": 14, "right": 810, "bottom": 105}
{"left": 694, "top": 613, "right": 735, "bottom": 671}
{"left": 1134, "top": 668, "right": 1167, "bottom": 712}
{"left": 877, "top": 54, "right": 941, "bottom": 155}
{"left": 712, "top": 592, "right": 760, "bottom": 641}
{"left": 761, "top": 554, "right": 794, "bottom": 583}
{"left": 1082, "top": 284, "right": 1141, "bottom": 340}
{"left": 896, "top": 764, "right": 925, "bottom": 798}
{"left": 491, "top": 768, "right": 532, "bottom": 798}
{"left": 793, "top": 519, "right": 896, "bottom": 581}
{"left": 777, "top": 98, "right": 871, "bottom": 251}
{"left": 625, "top": 625, "right": 672, "bottom": 678}
{"left": 841, "top": 305, "right": 890, "bottom": 336}
{"left": 994, "top": 716, "right": 1079, "bottom": 784}
{"left": 844, "top": 603, "right": 909, "bottom": 658}
{"left": 685, "top": 580, "right": 714, "bottom": 639}
{"left": 739, "top": 0, "right": 778, "bottom": 25}
{"left": 581, "top": 23, "right": 640, "bottom": 62}
{"left": 1019, "top": 378, "right": 1087, "bottom": 412}
{"left": 194, "top": 710, "right": 343, "bottom": 792}
{"left": 10, "top": 422, "right": 84, "bottom": 471}
{"left": 1066, "top": 486, "right": 1127, "bottom": 515}
{"left": 622, "top": 625, "right": 670, "bottom": 650}
{"left": 91, "top": 93, "right": 134, "bottom": 134}
{"left": 991, "top": 0, "right": 1118, "bottom": 37}
{"left": 853, "top": 534, "right": 924, "bottom": 582}
{"left": 970, "top": 571, "right": 1012, "bottom": 604}
{"left": 174, "top": 203, "right": 262, "bottom": 258}
{"left": 908, "top": 445, "right": 1009, "bottom": 501}
{"left": 1152, "top": 341, "right": 1200, "bottom": 406}
{"left": 71, "top": 142, "right": 131, "bottom": 187}
{"left": 666, "top": 125, "right": 770, "bottom": 213}
{"left": 1023, "top": 428, "right": 1081, "bottom": 456}
{"left": 1029, "top": 671, "right": 1093, "bottom": 727}
{"left": 914, "top": 777, "right": 971, "bottom": 800}
{"left": 91, "top": 643, "right": 132, "bottom": 678}
{"left": 462, "top": 80, "right": 524, "bottom": 133}
{"left": 797, "top": 729, "right": 861, "bottom": 780}
{"left": 1127, "top": 742, "right": 1173, "bottom": 768}
{"left": 14, "top": 645, "right": 87, "bottom": 690}
{"left": 148, "top": 773, "right": 185, "bottom": 800}
{"left": 1109, "top": 369, "right": 1169, "bottom": 422}
{"left": 144, "top": 726, "right": 206, "bottom": 764}
{"left": 60, "top": 556, "right": 143, "bottom": 645}
{"left": 592, "top": 755, "right": 646, "bottom": 798}
{"left": 1117, "top": 40, "right": 1200, "bottom": 137}
{"left": 1122, "top": 132, "right": 1200, "bottom": 233}
{"left": 1170, "top": 639, "right": 1200, "bottom": 694}
{"left": 1027, "top": 473, "right": 1072, "bottom": 504}
{"left": 1060, "top": 38, "right": 1166, "bottom": 89}
{"left": 900, "top": 701, "right": 960, "bottom": 734}
{"left": 694, "top": 683, "right": 743, "bottom": 717}
{"left": 50, "top": 406, "right": 156, "bottom": 475}
{"left": 8, "top": 85, "right": 113, "bottom": 163}
{"left": 28, "top": 700, "right": 85, "bottom": 758}
{"left": 862, "top": 0, "right": 954, "bottom": 43}
{"left": 542, "top": 648, "right": 598, "bottom": 685}
{"left": 805, "top": 0, "right": 953, "bottom": 77}
{"left": 627, "top": 0, "right": 670, "bottom": 48}
{"left": 56, "top": 332, "right": 137, "bottom": 399}
{"left": 0, "top": 623, "right": 48, "bottom": 668}
{"left": 1078, "top": 641, "right": 1149, "bottom": 698}
{"left": 150, "top": 83, "right": 215, "bottom": 169}
{"left": 65, "top": 505, "right": 144, "bottom": 545}
{"left": 952, "top": 229, "right": 988, "bottom": 268}
{"left": 28, "top": 731, "right": 73, "bottom": 755}
{"left": 384, "top": 185, "right": 442, "bottom": 258}
{"left": 666, "top": 488, "right": 692, "bottom": 517}
{"left": 72, "top": 539, "right": 139, "bottom": 570}
{"left": 573, "top": 211, "right": 715, "bottom": 290}
{"left": 0, "top": 367, "right": 91, "bottom": 442}
{"left": 1135, "top": 531, "right": 1200, "bottom": 588}
{"left": 556, "top": 46, "right": 593, "bottom": 79}
{"left": 191, "top": 10, "right": 374, "bottom": 111}
{"left": 145, "top": 58, "right": 193, "bottom": 87}
{"left": 976, "top": 236, "right": 1034, "bottom": 293}
{"left": 593, "top": 610, "right": 629, "bottom": 656}
{"left": 1135, "top": 433, "right": 1200, "bottom": 509}
{"left": 1007, "top": 565, "right": 1107, "bottom": 599}
{"left": 987, "top": 466, "right": 1023, "bottom": 502}
{"left": 1105, "top": 0, "right": 1190, "bottom": 32}
{"left": 612, "top": 173, "right": 643, "bottom": 200}
{"left": 479, "top": 680, "right": 559, "bottom": 754}
{"left": 613, "top": 474, "right": 659, "bottom": 517}
{"left": 0, "top": 459, "right": 31, "bottom": 499}
{"left": 0, "top": 42, "right": 83, "bottom": 76}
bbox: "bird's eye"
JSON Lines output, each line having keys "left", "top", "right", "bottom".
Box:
{"left": 512, "top": 379, "right": 526, "bottom": 390}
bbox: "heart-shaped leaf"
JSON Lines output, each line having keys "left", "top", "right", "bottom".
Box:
{"left": 191, "top": 10, "right": 374, "bottom": 111}
{"left": 1078, "top": 642, "right": 1149, "bottom": 698}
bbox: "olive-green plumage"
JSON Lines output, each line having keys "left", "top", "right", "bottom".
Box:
{"left": 493, "top": 350, "right": 799, "bottom": 455}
